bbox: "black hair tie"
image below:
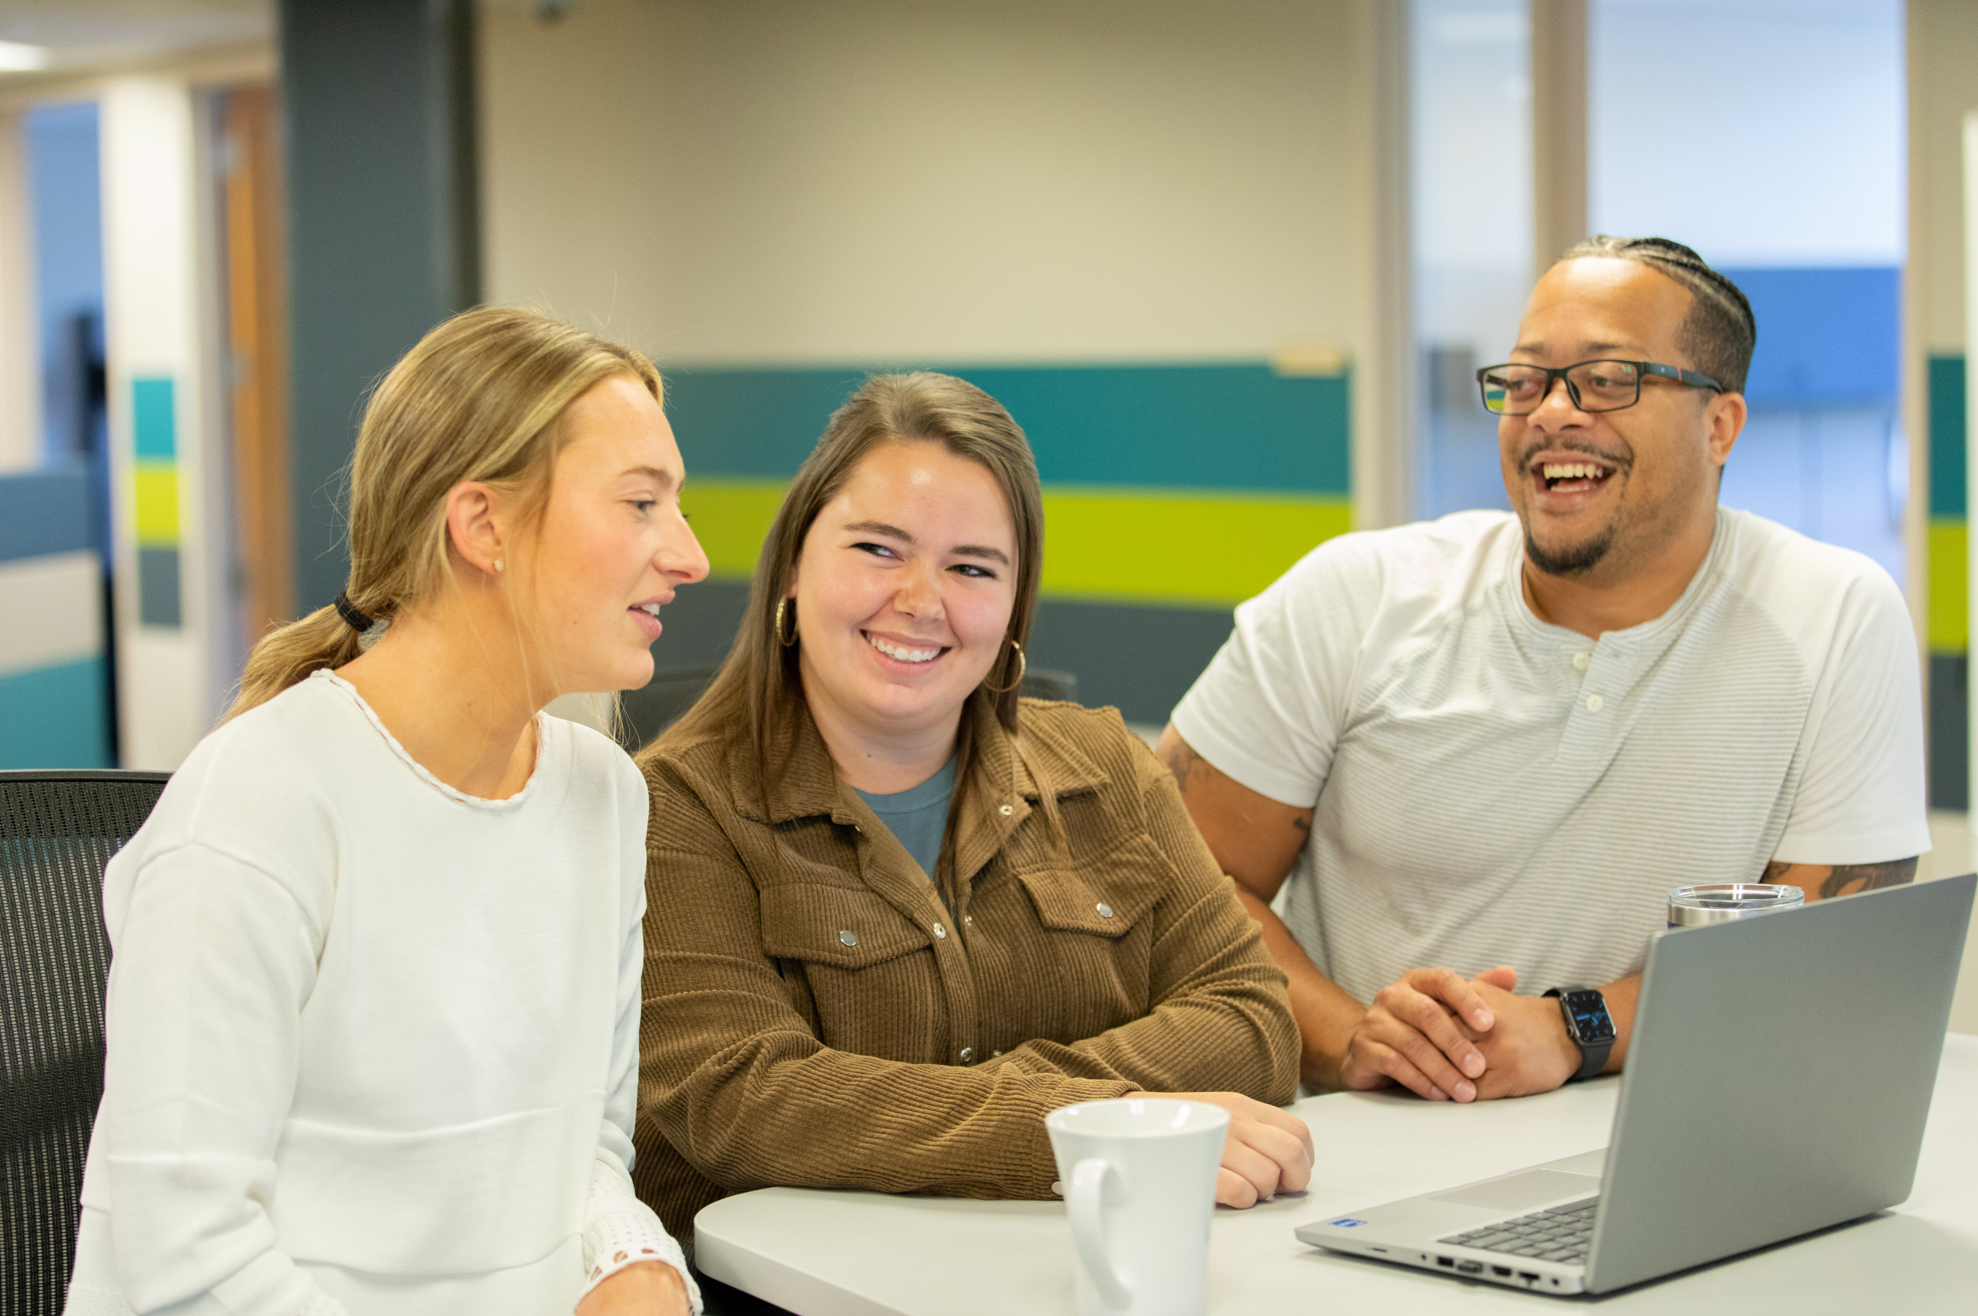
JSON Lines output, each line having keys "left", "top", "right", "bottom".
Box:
{"left": 334, "top": 592, "right": 376, "bottom": 633}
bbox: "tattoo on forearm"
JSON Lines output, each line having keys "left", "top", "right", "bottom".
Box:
{"left": 1159, "top": 737, "right": 1315, "bottom": 838}
{"left": 1816, "top": 858, "right": 1918, "bottom": 899}
{"left": 1764, "top": 857, "right": 1918, "bottom": 900}
{"left": 1158, "top": 739, "right": 1202, "bottom": 792}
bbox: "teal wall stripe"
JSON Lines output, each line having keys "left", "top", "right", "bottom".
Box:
{"left": 662, "top": 362, "right": 1351, "bottom": 494}
{"left": 1929, "top": 354, "right": 1964, "bottom": 519}
{"left": 132, "top": 376, "right": 176, "bottom": 460}
{"left": 0, "top": 656, "right": 111, "bottom": 769}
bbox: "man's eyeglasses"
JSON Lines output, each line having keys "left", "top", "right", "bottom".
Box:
{"left": 1475, "top": 359, "right": 1723, "bottom": 416}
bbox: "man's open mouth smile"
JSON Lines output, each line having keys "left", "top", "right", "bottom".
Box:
{"left": 1538, "top": 460, "right": 1615, "bottom": 493}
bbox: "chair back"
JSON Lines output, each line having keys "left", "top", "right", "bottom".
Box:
{"left": 1, "top": 770, "right": 168, "bottom": 1316}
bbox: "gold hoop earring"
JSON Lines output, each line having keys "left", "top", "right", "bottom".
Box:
{"left": 775, "top": 597, "right": 798, "bottom": 647}
{"left": 982, "top": 639, "right": 1026, "bottom": 693}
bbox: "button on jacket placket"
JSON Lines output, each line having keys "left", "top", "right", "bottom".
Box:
{"left": 832, "top": 794, "right": 980, "bottom": 1065}
{"left": 943, "top": 785, "right": 1035, "bottom": 1066}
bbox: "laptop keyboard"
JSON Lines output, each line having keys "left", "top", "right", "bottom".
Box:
{"left": 1440, "top": 1197, "right": 1600, "bottom": 1265}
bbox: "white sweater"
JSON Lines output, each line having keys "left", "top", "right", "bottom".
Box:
{"left": 65, "top": 671, "right": 695, "bottom": 1316}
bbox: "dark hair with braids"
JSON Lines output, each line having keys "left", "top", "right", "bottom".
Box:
{"left": 1557, "top": 236, "right": 1757, "bottom": 395}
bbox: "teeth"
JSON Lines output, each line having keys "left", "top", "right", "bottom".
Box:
{"left": 638, "top": 603, "right": 661, "bottom": 617}
{"left": 868, "top": 633, "right": 941, "bottom": 663}
{"left": 1541, "top": 462, "right": 1607, "bottom": 481}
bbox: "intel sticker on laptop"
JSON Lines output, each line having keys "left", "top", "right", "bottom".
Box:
{"left": 1330, "top": 1218, "right": 1369, "bottom": 1228}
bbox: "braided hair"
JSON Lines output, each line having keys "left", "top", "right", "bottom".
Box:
{"left": 1557, "top": 236, "right": 1757, "bottom": 395}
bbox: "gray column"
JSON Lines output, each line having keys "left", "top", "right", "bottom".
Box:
{"left": 1531, "top": 0, "right": 1589, "bottom": 274}
{"left": 280, "top": 0, "right": 479, "bottom": 611}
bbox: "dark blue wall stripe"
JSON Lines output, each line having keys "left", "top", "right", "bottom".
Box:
{"left": 662, "top": 363, "right": 1351, "bottom": 494}
{"left": 0, "top": 467, "right": 93, "bottom": 563}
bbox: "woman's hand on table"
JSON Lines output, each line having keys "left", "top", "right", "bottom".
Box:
{"left": 1164, "top": 1092, "right": 1315, "bottom": 1208}
{"left": 576, "top": 1261, "right": 692, "bottom": 1316}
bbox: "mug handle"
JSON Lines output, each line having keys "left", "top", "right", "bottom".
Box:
{"left": 1067, "top": 1157, "right": 1131, "bottom": 1310}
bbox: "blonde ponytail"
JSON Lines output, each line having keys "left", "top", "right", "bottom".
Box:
{"left": 222, "top": 306, "right": 661, "bottom": 723}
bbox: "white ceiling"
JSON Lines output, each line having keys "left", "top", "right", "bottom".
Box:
{"left": 0, "top": 0, "right": 271, "bottom": 74}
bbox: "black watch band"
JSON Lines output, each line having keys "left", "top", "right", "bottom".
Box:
{"left": 1544, "top": 986, "right": 1615, "bottom": 1082}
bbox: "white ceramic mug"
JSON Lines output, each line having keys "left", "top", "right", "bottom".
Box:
{"left": 1044, "top": 1098, "right": 1230, "bottom": 1316}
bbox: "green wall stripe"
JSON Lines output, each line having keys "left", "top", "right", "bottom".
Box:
{"left": 663, "top": 362, "right": 1350, "bottom": 495}
{"left": 682, "top": 478, "right": 1350, "bottom": 608}
{"left": 1928, "top": 518, "right": 1965, "bottom": 655}
{"left": 1929, "top": 354, "right": 1964, "bottom": 519}
{"left": 1041, "top": 488, "right": 1349, "bottom": 606}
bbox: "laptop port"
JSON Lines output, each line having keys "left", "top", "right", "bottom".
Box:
{"left": 1456, "top": 1260, "right": 1483, "bottom": 1274}
{"left": 1518, "top": 1272, "right": 1540, "bottom": 1283}
{"left": 1491, "top": 1266, "right": 1512, "bottom": 1277}
{"left": 1436, "top": 1256, "right": 1455, "bottom": 1268}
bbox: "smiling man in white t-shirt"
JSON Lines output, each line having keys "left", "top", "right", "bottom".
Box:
{"left": 1160, "top": 237, "right": 1929, "bottom": 1105}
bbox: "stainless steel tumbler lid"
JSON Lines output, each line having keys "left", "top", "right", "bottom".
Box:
{"left": 1667, "top": 883, "right": 1805, "bottom": 927}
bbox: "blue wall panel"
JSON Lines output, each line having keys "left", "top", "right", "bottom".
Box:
{"left": 1721, "top": 266, "right": 1900, "bottom": 407}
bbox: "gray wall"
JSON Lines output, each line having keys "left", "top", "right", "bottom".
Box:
{"left": 280, "top": 0, "right": 479, "bottom": 610}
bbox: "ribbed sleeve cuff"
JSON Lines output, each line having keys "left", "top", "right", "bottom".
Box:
{"left": 580, "top": 1167, "right": 701, "bottom": 1313}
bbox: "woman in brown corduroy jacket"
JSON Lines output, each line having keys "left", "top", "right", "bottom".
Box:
{"left": 631, "top": 373, "right": 1308, "bottom": 1246}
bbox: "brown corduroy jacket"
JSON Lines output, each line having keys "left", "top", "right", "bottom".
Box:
{"left": 630, "top": 692, "right": 1300, "bottom": 1242}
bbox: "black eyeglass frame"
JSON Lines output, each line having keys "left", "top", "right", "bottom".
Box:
{"left": 1474, "top": 359, "right": 1724, "bottom": 416}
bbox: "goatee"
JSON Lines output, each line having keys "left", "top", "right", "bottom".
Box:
{"left": 1524, "top": 522, "right": 1616, "bottom": 577}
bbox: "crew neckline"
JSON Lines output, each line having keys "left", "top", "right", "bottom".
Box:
{"left": 311, "top": 668, "right": 551, "bottom": 810}
{"left": 852, "top": 756, "right": 958, "bottom": 814}
{"left": 1504, "top": 506, "right": 1732, "bottom": 647}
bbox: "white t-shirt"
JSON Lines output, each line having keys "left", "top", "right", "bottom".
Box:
{"left": 1170, "top": 508, "right": 1930, "bottom": 1003}
{"left": 66, "top": 671, "right": 696, "bottom": 1316}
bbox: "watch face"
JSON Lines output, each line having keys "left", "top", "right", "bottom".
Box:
{"left": 1563, "top": 989, "right": 1616, "bottom": 1043}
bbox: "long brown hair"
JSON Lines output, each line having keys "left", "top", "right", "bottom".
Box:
{"left": 650, "top": 372, "right": 1045, "bottom": 819}
{"left": 225, "top": 306, "right": 662, "bottom": 720}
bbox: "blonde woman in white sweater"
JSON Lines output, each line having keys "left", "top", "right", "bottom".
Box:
{"left": 65, "top": 308, "right": 707, "bottom": 1316}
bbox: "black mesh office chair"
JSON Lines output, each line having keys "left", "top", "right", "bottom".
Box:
{"left": 1, "top": 770, "right": 169, "bottom": 1316}
{"left": 617, "top": 665, "right": 1080, "bottom": 752}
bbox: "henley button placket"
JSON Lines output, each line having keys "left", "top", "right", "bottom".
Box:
{"left": 1585, "top": 694, "right": 1604, "bottom": 713}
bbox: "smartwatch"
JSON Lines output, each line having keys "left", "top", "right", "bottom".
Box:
{"left": 1544, "top": 986, "right": 1615, "bottom": 1082}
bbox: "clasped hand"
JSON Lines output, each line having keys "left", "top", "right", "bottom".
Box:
{"left": 1334, "top": 966, "right": 1580, "bottom": 1102}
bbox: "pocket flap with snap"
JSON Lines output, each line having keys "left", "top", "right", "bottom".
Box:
{"left": 1014, "top": 836, "right": 1169, "bottom": 938}
{"left": 758, "top": 883, "right": 931, "bottom": 968}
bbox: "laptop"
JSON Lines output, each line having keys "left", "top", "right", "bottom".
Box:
{"left": 1294, "top": 873, "right": 1976, "bottom": 1295}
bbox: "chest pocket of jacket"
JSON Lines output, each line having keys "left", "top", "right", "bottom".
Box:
{"left": 1014, "top": 834, "right": 1169, "bottom": 939}
{"left": 758, "top": 883, "right": 932, "bottom": 969}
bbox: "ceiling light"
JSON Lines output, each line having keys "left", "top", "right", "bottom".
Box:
{"left": 0, "top": 40, "right": 49, "bottom": 72}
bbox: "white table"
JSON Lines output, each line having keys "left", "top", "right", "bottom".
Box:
{"left": 696, "top": 1035, "right": 1978, "bottom": 1314}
